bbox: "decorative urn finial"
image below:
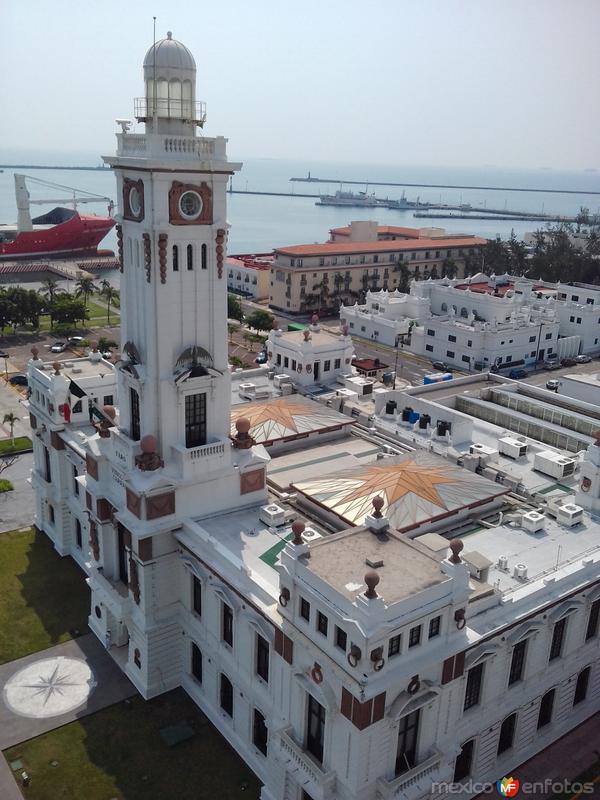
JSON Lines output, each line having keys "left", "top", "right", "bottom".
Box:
{"left": 364, "top": 571, "right": 380, "bottom": 599}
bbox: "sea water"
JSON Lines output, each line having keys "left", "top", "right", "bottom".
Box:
{"left": 1, "top": 154, "right": 599, "bottom": 278}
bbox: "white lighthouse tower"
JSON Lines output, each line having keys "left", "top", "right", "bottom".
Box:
{"left": 83, "top": 33, "right": 268, "bottom": 696}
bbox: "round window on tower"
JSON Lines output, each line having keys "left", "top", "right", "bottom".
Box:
{"left": 179, "top": 191, "right": 203, "bottom": 220}
{"left": 129, "top": 186, "right": 142, "bottom": 218}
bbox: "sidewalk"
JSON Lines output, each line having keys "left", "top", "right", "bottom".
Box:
{"left": 0, "top": 754, "right": 23, "bottom": 800}
{"left": 514, "top": 713, "right": 600, "bottom": 798}
{"left": 0, "top": 633, "right": 135, "bottom": 749}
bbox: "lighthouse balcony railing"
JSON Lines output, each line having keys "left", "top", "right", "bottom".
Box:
{"left": 134, "top": 97, "right": 207, "bottom": 126}
{"left": 117, "top": 131, "right": 222, "bottom": 161}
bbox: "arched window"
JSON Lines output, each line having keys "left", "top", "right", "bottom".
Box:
{"left": 220, "top": 674, "right": 233, "bottom": 717}
{"left": 453, "top": 739, "right": 474, "bottom": 782}
{"left": 187, "top": 244, "right": 193, "bottom": 271}
{"left": 172, "top": 245, "right": 179, "bottom": 271}
{"left": 201, "top": 243, "right": 207, "bottom": 270}
{"left": 461, "top": 307, "right": 469, "bottom": 318}
{"left": 573, "top": 666, "right": 591, "bottom": 705}
{"left": 537, "top": 688, "right": 555, "bottom": 729}
{"left": 497, "top": 713, "right": 517, "bottom": 754}
{"left": 441, "top": 303, "right": 448, "bottom": 312}
{"left": 75, "top": 519, "right": 82, "bottom": 549}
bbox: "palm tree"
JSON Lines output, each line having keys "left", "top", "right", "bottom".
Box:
{"left": 40, "top": 277, "right": 63, "bottom": 305}
{"left": 101, "top": 285, "right": 119, "bottom": 323}
{"left": 3, "top": 412, "right": 19, "bottom": 446}
{"left": 75, "top": 276, "right": 97, "bottom": 307}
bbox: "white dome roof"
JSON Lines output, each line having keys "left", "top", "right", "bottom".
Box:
{"left": 143, "top": 31, "right": 196, "bottom": 72}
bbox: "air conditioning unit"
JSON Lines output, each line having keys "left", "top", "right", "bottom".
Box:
{"left": 302, "top": 527, "right": 322, "bottom": 542}
{"left": 556, "top": 503, "right": 583, "bottom": 528}
{"left": 238, "top": 382, "right": 256, "bottom": 398}
{"left": 521, "top": 510, "right": 545, "bottom": 533}
{"left": 513, "top": 563, "right": 528, "bottom": 581}
{"left": 470, "top": 443, "right": 498, "bottom": 463}
{"left": 499, "top": 437, "right": 528, "bottom": 459}
{"left": 280, "top": 383, "right": 294, "bottom": 395}
{"left": 274, "top": 374, "right": 292, "bottom": 389}
{"left": 534, "top": 450, "right": 576, "bottom": 479}
{"left": 497, "top": 555, "right": 509, "bottom": 571}
{"left": 258, "top": 504, "right": 286, "bottom": 527}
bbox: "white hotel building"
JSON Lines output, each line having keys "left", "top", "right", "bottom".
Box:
{"left": 27, "top": 34, "right": 599, "bottom": 800}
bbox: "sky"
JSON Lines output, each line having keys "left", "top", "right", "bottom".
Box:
{"left": 1, "top": 0, "right": 599, "bottom": 170}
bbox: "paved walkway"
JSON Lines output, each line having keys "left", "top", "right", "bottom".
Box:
{"left": 0, "top": 754, "right": 24, "bottom": 800}
{"left": 515, "top": 712, "right": 600, "bottom": 798}
{"left": 0, "top": 633, "right": 135, "bottom": 749}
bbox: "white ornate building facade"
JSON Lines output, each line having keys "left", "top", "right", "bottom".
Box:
{"left": 27, "top": 34, "right": 599, "bottom": 800}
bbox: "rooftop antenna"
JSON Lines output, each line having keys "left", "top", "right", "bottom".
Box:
{"left": 152, "top": 16, "right": 157, "bottom": 124}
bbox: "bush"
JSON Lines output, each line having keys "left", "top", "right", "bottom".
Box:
{"left": 0, "top": 479, "right": 13, "bottom": 492}
{"left": 53, "top": 322, "right": 77, "bottom": 337}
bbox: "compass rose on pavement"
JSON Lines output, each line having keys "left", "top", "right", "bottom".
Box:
{"left": 4, "top": 656, "right": 96, "bottom": 719}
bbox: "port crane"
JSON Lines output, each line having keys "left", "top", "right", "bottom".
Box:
{"left": 14, "top": 174, "right": 114, "bottom": 232}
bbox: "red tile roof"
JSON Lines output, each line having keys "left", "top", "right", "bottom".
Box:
{"left": 454, "top": 280, "right": 545, "bottom": 296}
{"left": 227, "top": 254, "right": 273, "bottom": 271}
{"left": 275, "top": 236, "right": 487, "bottom": 257}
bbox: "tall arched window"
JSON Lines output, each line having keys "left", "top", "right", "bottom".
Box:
{"left": 172, "top": 245, "right": 179, "bottom": 271}
{"left": 201, "top": 243, "right": 207, "bottom": 270}
{"left": 537, "top": 688, "right": 555, "bottom": 729}
{"left": 573, "top": 666, "right": 591, "bottom": 705}
{"left": 187, "top": 244, "right": 193, "bottom": 271}
{"left": 497, "top": 713, "right": 517, "bottom": 754}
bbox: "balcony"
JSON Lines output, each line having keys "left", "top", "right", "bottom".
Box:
{"left": 90, "top": 567, "right": 132, "bottom": 620}
{"left": 278, "top": 727, "right": 336, "bottom": 800}
{"left": 376, "top": 750, "right": 443, "bottom": 799}
{"left": 171, "top": 439, "right": 230, "bottom": 480}
{"left": 116, "top": 132, "right": 224, "bottom": 162}
{"left": 134, "top": 97, "right": 207, "bottom": 126}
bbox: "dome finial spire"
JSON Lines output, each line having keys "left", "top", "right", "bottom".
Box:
{"left": 167, "top": 30, "right": 172, "bottom": 39}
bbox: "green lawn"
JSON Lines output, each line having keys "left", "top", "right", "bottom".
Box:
{"left": 0, "top": 436, "right": 32, "bottom": 455}
{"left": 4, "top": 690, "right": 262, "bottom": 800}
{"left": 0, "top": 528, "right": 90, "bottom": 664}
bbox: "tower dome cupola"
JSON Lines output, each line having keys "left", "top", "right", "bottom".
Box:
{"left": 138, "top": 31, "right": 205, "bottom": 128}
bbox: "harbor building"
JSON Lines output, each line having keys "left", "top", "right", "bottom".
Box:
{"left": 227, "top": 253, "right": 272, "bottom": 300}
{"left": 269, "top": 222, "right": 487, "bottom": 315}
{"left": 26, "top": 33, "right": 600, "bottom": 800}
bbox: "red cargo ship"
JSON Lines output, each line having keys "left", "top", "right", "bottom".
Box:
{"left": 0, "top": 174, "right": 115, "bottom": 260}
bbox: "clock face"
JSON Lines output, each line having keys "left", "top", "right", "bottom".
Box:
{"left": 179, "top": 190, "right": 203, "bottom": 220}
{"left": 129, "top": 186, "right": 142, "bottom": 218}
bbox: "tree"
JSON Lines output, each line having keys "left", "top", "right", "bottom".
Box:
{"left": 101, "top": 285, "right": 119, "bottom": 323}
{"left": 50, "top": 295, "right": 88, "bottom": 327}
{"left": 576, "top": 207, "right": 590, "bottom": 232}
{"left": 228, "top": 294, "right": 244, "bottom": 322}
{"left": 2, "top": 412, "right": 18, "bottom": 445}
{"left": 98, "top": 337, "right": 118, "bottom": 352}
{"left": 245, "top": 309, "right": 274, "bottom": 334}
{"left": 75, "top": 276, "right": 97, "bottom": 307}
{"left": 0, "top": 454, "right": 18, "bottom": 478}
{"left": 441, "top": 258, "right": 458, "bottom": 279}
{"left": 41, "top": 277, "right": 63, "bottom": 305}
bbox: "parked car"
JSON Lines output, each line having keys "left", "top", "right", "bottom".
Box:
{"left": 255, "top": 351, "right": 268, "bottom": 365}
{"left": 68, "top": 336, "right": 85, "bottom": 347}
{"left": 0, "top": 351, "right": 9, "bottom": 359}
{"left": 546, "top": 379, "right": 560, "bottom": 391}
{"left": 509, "top": 368, "right": 528, "bottom": 379}
{"left": 575, "top": 354, "right": 592, "bottom": 363}
{"left": 9, "top": 374, "right": 28, "bottom": 386}
{"left": 544, "top": 360, "right": 561, "bottom": 370}
{"left": 561, "top": 357, "right": 577, "bottom": 367}
{"left": 431, "top": 360, "right": 451, "bottom": 372}
{"left": 50, "top": 341, "right": 67, "bottom": 353}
